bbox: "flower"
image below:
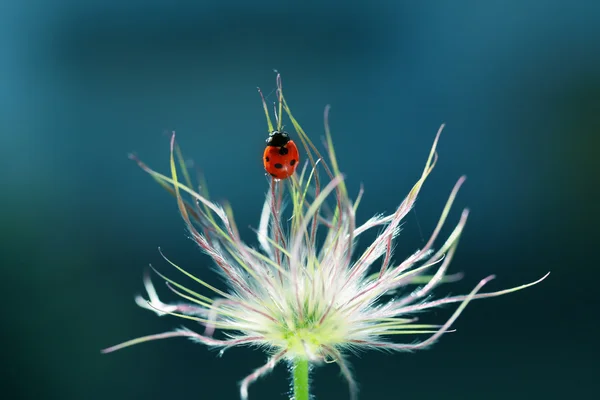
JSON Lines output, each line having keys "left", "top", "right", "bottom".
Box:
{"left": 102, "top": 75, "right": 548, "bottom": 400}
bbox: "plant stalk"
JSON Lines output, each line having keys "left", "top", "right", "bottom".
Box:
{"left": 292, "top": 358, "right": 310, "bottom": 400}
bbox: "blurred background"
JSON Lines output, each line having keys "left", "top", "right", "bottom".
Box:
{"left": 1, "top": 1, "right": 599, "bottom": 399}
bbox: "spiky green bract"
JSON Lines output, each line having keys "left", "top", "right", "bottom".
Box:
{"left": 103, "top": 75, "right": 549, "bottom": 400}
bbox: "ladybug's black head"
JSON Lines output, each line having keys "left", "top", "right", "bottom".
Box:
{"left": 266, "top": 130, "right": 290, "bottom": 147}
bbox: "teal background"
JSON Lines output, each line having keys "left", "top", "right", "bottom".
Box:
{"left": 1, "top": 1, "right": 598, "bottom": 399}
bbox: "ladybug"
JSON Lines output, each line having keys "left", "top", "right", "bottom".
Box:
{"left": 263, "top": 130, "right": 300, "bottom": 180}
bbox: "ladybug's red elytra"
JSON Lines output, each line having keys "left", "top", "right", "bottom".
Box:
{"left": 263, "top": 131, "right": 299, "bottom": 180}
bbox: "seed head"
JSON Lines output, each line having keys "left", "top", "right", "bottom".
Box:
{"left": 103, "top": 74, "right": 548, "bottom": 400}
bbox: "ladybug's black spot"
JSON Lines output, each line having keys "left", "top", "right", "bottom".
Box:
{"left": 270, "top": 173, "right": 277, "bottom": 177}
{"left": 290, "top": 159, "right": 296, "bottom": 166}
{"left": 265, "top": 156, "right": 270, "bottom": 162}
{"left": 274, "top": 163, "right": 283, "bottom": 169}
{"left": 278, "top": 146, "right": 289, "bottom": 156}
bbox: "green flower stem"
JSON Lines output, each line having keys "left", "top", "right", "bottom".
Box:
{"left": 292, "top": 358, "right": 310, "bottom": 400}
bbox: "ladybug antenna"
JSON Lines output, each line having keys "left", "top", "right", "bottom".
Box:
{"left": 257, "top": 86, "right": 275, "bottom": 133}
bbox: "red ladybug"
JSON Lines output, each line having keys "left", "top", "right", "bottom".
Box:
{"left": 263, "top": 130, "right": 299, "bottom": 180}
